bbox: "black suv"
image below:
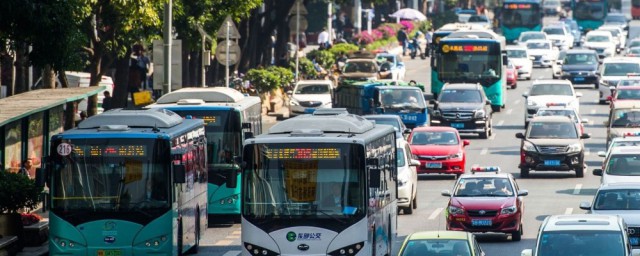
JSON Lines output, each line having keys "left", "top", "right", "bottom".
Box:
{"left": 516, "top": 116, "right": 590, "bottom": 178}
{"left": 559, "top": 49, "right": 600, "bottom": 88}
{"left": 430, "top": 83, "right": 493, "bottom": 138}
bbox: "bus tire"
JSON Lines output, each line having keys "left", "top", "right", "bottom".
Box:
{"left": 187, "top": 210, "right": 200, "bottom": 254}
{"left": 491, "top": 105, "right": 501, "bottom": 112}
{"left": 178, "top": 219, "right": 184, "bottom": 256}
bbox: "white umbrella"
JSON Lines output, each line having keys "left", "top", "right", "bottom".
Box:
{"left": 389, "top": 8, "right": 427, "bottom": 21}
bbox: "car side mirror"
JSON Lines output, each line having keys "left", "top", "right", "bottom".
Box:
{"left": 515, "top": 132, "right": 525, "bottom": 139}
{"left": 463, "top": 140, "right": 470, "bottom": 146}
{"left": 514, "top": 39, "right": 519, "bottom": 43}
{"left": 404, "top": 128, "right": 412, "bottom": 134}
{"left": 529, "top": 56, "right": 535, "bottom": 61}
{"left": 522, "top": 92, "right": 529, "bottom": 98}
{"left": 517, "top": 189, "right": 529, "bottom": 196}
{"left": 581, "top": 118, "right": 589, "bottom": 124}
{"left": 173, "top": 164, "right": 186, "bottom": 184}
{"left": 579, "top": 201, "right": 591, "bottom": 210}
{"left": 441, "top": 190, "right": 451, "bottom": 197}
{"left": 429, "top": 99, "right": 438, "bottom": 105}
{"left": 576, "top": 92, "right": 582, "bottom": 98}
{"left": 521, "top": 249, "right": 533, "bottom": 256}
{"left": 609, "top": 86, "right": 616, "bottom": 91}
{"left": 597, "top": 151, "right": 606, "bottom": 157}
{"left": 592, "top": 168, "right": 603, "bottom": 176}
{"left": 502, "top": 55, "right": 509, "bottom": 65}
{"left": 603, "top": 120, "right": 609, "bottom": 126}
{"left": 410, "top": 159, "right": 420, "bottom": 166}
{"left": 556, "top": 60, "right": 563, "bottom": 65}
{"left": 580, "top": 133, "right": 591, "bottom": 139}
{"left": 485, "top": 99, "right": 491, "bottom": 105}
{"left": 287, "top": 90, "right": 293, "bottom": 96}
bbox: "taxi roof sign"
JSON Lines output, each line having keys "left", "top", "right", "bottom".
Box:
{"left": 471, "top": 166, "right": 500, "bottom": 174}
{"left": 546, "top": 102, "right": 568, "bottom": 107}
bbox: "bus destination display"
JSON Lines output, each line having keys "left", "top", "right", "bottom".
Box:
{"left": 193, "top": 116, "right": 220, "bottom": 126}
{"left": 503, "top": 3, "right": 531, "bottom": 9}
{"left": 73, "top": 145, "right": 147, "bottom": 157}
{"left": 266, "top": 148, "right": 341, "bottom": 159}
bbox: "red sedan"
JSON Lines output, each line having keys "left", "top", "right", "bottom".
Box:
{"left": 408, "top": 126, "right": 469, "bottom": 178}
{"left": 506, "top": 60, "right": 518, "bottom": 89}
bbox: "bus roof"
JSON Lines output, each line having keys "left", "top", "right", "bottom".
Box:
{"left": 268, "top": 112, "right": 375, "bottom": 134}
{"left": 439, "top": 37, "right": 505, "bottom": 48}
{"left": 149, "top": 87, "right": 261, "bottom": 111}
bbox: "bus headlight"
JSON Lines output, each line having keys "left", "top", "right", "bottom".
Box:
{"left": 244, "top": 242, "right": 278, "bottom": 256}
{"left": 328, "top": 241, "right": 365, "bottom": 256}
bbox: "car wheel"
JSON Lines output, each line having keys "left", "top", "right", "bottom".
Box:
{"left": 511, "top": 83, "right": 517, "bottom": 89}
{"left": 520, "top": 167, "right": 530, "bottom": 178}
{"left": 598, "top": 99, "right": 607, "bottom": 105}
{"left": 479, "top": 125, "right": 489, "bottom": 139}
{"left": 512, "top": 224, "right": 523, "bottom": 241}
{"left": 594, "top": 82, "right": 599, "bottom": 89}
{"left": 575, "top": 166, "right": 584, "bottom": 178}
{"left": 412, "top": 190, "right": 418, "bottom": 209}
{"left": 404, "top": 198, "right": 414, "bottom": 215}
{"left": 527, "top": 76, "right": 531, "bottom": 80}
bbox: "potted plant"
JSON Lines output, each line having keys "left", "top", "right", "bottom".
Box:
{"left": 0, "top": 171, "right": 41, "bottom": 249}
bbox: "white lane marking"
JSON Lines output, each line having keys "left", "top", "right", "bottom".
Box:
{"left": 497, "top": 120, "right": 505, "bottom": 126}
{"left": 222, "top": 251, "right": 241, "bottom": 256}
{"left": 538, "top": 76, "right": 544, "bottom": 79}
{"left": 564, "top": 208, "right": 573, "bottom": 215}
{"left": 590, "top": 109, "right": 596, "bottom": 115}
{"left": 232, "top": 230, "right": 241, "bottom": 235}
{"left": 506, "top": 109, "right": 513, "bottom": 115}
{"left": 514, "top": 99, "right": 521, "bottom": 105}
{"left": 573, "top": 184, "right": 583, "bottom": 195}
{"left": 585, "top": 148, "right": 591, "bottom": 156}
{"left": 489, "top": 133, "right": 496, "bottom": 140}
{"left": 214, "top": 240, "right": 234, "bottom": 246}
{"left": 588, "top": 120, "right": 594, "bottom": 125}
{"left": 429, "top": 208, "right": 444, "bottom": 220}
{"left": 480, "top": 148, "right": 488, "bottom": 155}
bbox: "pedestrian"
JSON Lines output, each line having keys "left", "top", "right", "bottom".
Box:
{"left": 18, "top": 159, "right": 33, "bottom": 179}
{"left": 136, "top": 48, "right": 151, "bottom": 91}
{"left": 317, "top": 27, "right": 331, "bottom": 50}
{"left": 102, "top": 91, "right": 114, "bottom": 111}
{"left": 397, "top": 27, "right": 409, "bottom": 56}
{"left": 425, "top": 28, "right": 433, "bottom": 57}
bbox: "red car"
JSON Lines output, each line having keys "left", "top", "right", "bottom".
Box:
{"left": 441, "top": 167, "right": 528, "bottom": 241}
{"left": 408, "top": 127, "right": 469, "bottom": 178}
{"left": 608, "top": 86, "right": 640, "bottom": 108}
{"left": 506, "top": 60, "right": 518, "bottom": 89}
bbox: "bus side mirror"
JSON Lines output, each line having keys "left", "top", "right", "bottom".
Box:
{"left": 173, "top": 164, "right": 186, "bottom": 184}
{"left": 244, "top": 131, "right": 254, "bottom": 139}
{"left": 35, "top": 168, "right": 46, "bottom": 187}
{"left": 242, "top": 122, "right": 252, "bottom": 129}
{"left": 369, "top": 168, "right": 381, "bottom": 188}
{"left": 226, "top": 169, "right": 238, "bottom": 188}
{"left": 502, "top": 55, "right": 508, "bottom": 65}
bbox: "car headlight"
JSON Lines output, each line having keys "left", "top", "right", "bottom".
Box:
{"left": 522, "top": 141, "right": 537, "bottom": 152}
{"left": 501, "top": 205, "right": 517, "bottom": 215}
{"left": 448, "top": 205, "right": 465, "bottom": 215}
{"left": 474, "top": 109, "right": 485, "bottom": 118}
{"left": 432, "top": 110, "right": 441, "bottom": 117}
{"left": 290, "top": 100, "right": 299, "bottom": 106}
{"left": 561, "top": 71, "right": 568, "bottom": 76}
{"left": 398, "top": 177, "right": 408, "bottom": 187}
{"left": 448, "top": 151, "right": 463, "bottom": 160}
{"left": 527, "top": 100, "right": 537, "bottom": 106}
{"left": 567, "top": 143, "right": 582, "bottom": 153}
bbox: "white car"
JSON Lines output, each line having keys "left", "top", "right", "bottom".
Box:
{"left": 396, "top": 139, "right": 419, "bottom": 214}
{"left": 598, "top": 58, "right": 640, "bottom": 104}
{"left": 522, "top": 80, "right": 582, "bottom": 125}
{"left": 525, "top": 39, "right": 559, "bottom": 68}
{"left": 542, "top": 25, "right": 574, "bottom": 51}
{"left": 466, "top": 15, "right": 492, "bottom": 30}
{"left": 516, "top": 31, "right": 548, "bottom": 47}
{"left": 552, "top": 50, "right": 567, "bottom": 79}
{"left": 597, "top": 25, "right": 626, "bottom": 53}
{"left": 593, "top": 146, "right": 640, "bottom": 184}
{"left": 287, "top": 80, "right": 334, "bottom": 117}
{"left": 506, "top": 45, "right": 533, "bottom": 80}
{"left": 583, "top": 30, "right": 617, "bottom": 59}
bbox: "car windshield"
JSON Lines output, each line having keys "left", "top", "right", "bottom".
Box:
{"left": 376, "top": 55, "right": 396, "bottom": 65}
{"left": 410, "top": 131, "right": 459, "bottom": 145}
{"left": 563, "top": 53, "right": 598, "bottom": 65}
{"left": 543, "top": 28, "right": 564, "bottom": 35}
{"left": 400, "top": 239, "right": 471, "bottom": 256}
{"left": 586, "top": 35, "right": 610, "bottom": 42}
{"left": 630, "top": 48, "right": 640, "bottom": 55}
{"left": 344, "top": 61, "right": 377, "bottom": 73}
{"left": 527, "top": 42, "right": 550, "bottom": 49}
{"left": 629, "top": 41, "right": 640, "bottom": 48}
{"left": 380, "top": 89, "right": 427, "bottom": 109}
{"left": 537, "top": 230, "right": 625, "bottom": 256}
{"left": 544, "top": 0, "right": 559, "bottom": 6}
{"left": 507, "top": 50, "right": 527, "bottom": 58}
{"left": 521, "top": 33, "right": 545, "bottom": 42}
{"left": 594, "top": 189, "right": 640, "bottom": 210}
{"left": 439, "top": 89, "right": 483, "bottom": 103}
{"left": 619, "top": 79, "right": 640, "bottom": 86}
{"left": 527, "top": 121, "right": 578, "bottom": 139}
{"left": 295, "top": 84, "right": 331, "bottom": 95}
{"left": 603, "top": 63, "right": 640, "bottom": 76}
{"left": 529, "top": 84, "right": 573, "bottom": 96}
{"left": 365, "top": 117, "right": 402, "bottom": 132}
{"left": 611, "top": 110, "right": 640, "bottom": 128}
{"left": 468, "top": 15, "right": 488, "bottom": 22}
{"left": 454, "top": 177, "right": 513, "bottom": 197}
{"left": 616, "top": 89, "right": 640, "bottom": 100}
{"left": 605, "top": 15, "right": 627, "bottom": 23}
{"left": 606, "top": 155, "right": 640, "bottom": 176}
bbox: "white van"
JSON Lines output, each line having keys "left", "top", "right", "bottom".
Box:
{"left": 32, "top": 71, "right": 114, "bottom": 114}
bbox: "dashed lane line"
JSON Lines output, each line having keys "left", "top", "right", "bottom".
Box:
{"left": 489, "top": 133, "right": 496, "bottom": 140}
{"left": 214, "top": 240, "right": 234, "bottom": 246}
{"left": 480, "top": 148, "right": 488, "bottom": 155}
{"left": 514, "top": 99, "right": 521, "bottom": 105}
{"left": 590, "top": 109, "right": 596, "bottom": 115}
{"left": 429, "top": 208, "right": 444, "bottom": 220}
{"left": 584, "top": 148, "right": 591, "bottom": 156}
{"left": 506, "top": 109, "right": 513, "bottom": 115}
{"left": 573, "top": 184, "right": 582, "bottom": 195}
{"left": 222, "top": 251, "right": 241, "bottom": 256}
{"left": 564, "top": 208, "right": 573, "bottom": 215}
{"left": 497, "top": 120, "right": 505, "bottom": 126}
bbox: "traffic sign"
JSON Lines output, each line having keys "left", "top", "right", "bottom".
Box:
{"left": 216, "top": 16, "right": 241, "bottom": 39}
{"left": 289, "top": 15, "right": 308, "bottom": 32}
{"left": 215, "top": 40, "right": 241, "bottom": 66}
{"left": 288, "top": 0, "right": 308, "bottom": 15}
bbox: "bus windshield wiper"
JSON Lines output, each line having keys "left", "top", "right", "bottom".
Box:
{"left": 316, "top": 209, "right": 347, "bottom": 224}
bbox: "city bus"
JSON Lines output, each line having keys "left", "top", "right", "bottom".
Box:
{"left": 147, "top": 87, "right": 262, "bottom": 223}
{"left": 333, "top": 82, "right": 429, "bottom": 128}
{"left": 572, "top": 0, "right": 608, "bottom": 31}
{"left": 41, "top": 108, "right": 207, "bottom": 255}
{"left": 431, "top": 33, "right": 508, "bottom": 112}
{"left": 240, "top": 109, "right": 398, "bottom": 255}
{"left": 501, "top": 0, "right": 543, "bottom": 42}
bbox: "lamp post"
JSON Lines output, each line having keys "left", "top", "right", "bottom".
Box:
{"left": 163, "top": 0, "right": 172, "bottom": 95}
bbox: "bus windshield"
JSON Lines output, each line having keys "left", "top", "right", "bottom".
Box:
{"left": 380, "top": 88, "right": 427, "bottom": 109}
{"left": 51, "top": 138, "right": 170, "bottom": 225}
{"left": 242, "top": 143, "right": 366, "bottom": 219}
{"left": 537, "top": 230, "right": 624, "bottom": 255}
{"left": 574, "top": 1, "right": 607, "bottom": 20}
{"left": 501, "top": 5, "right": 541, "bottom": 28}
{"left": 438, "top": 45, "right": 501, "bottom": 83}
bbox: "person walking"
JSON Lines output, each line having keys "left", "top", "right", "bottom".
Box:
{"left": 102, "top": 91, "right": 114, "bottom": 111}
{"left": 425, "top": 28, "right": 433, "bottom": 57}
{"left": 317, "top": 27, "right": 331, "bottom": 50}
{"left": 397, "top": 27, "right": 409, "bottom": 56}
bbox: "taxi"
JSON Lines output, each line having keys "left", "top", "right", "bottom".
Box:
{"left": 597, "top": 133, "right": 640, "bottom": 158}
{"left": 441, "top": 166, "right": 528, "bottom": 241}
{"left": 397, "top": 231, "right": 485, "bottom": 256}
{"left": 534, "top": 103, "right": 588, "bottom": 135}
{"left": 609, "top": 86, "right": 640, "bottom": 107}
{"left": 605, "top": 101, "right": 640, "bottom": 147}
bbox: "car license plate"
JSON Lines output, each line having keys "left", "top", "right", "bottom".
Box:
{"left": 97, "top": 250, "right": 122, "bottom": 256}
{"left": 304, "top": 108, "right": 315, "bottom": 114}
{"left": 426, "top": 162, "right": 442, "bottom": 168}
{"left": 631, "top": 237, "right": 639, "bottom": 246}
{"left": 471, "top": 219, "right": 492, "bottom": 226}
{"left": 574, "top": 77, "right": 585, "bottom": 82}
{"left": 450, "top": 123, "right": 464, "bottom": 128}
{"left": 544, "top": 160, "right": 561, "bottom": 166}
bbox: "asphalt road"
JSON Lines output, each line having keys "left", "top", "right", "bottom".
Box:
{"left": 195, "top": 19, "right": 640, "bottom": 256}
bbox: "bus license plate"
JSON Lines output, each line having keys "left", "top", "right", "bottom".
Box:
{"left": 450, "top": 123, "right": 464, "bottom": 128}
{"left": 471, "top": 219, "right": 492, "bottom": 226}
{"left": 426, "top": 162, "right": 442, "bottom": 168}
{"left": 631, "top": 237, "right": 639, "bottom": 246}
{"left": 97, "top": 250, "right": 122, "bottom": 256}
{"left": 574, "top": 77, "right": 585, "bottom": 82}
{"left": 544, "top": 160, "right": 561, "bottom": 166}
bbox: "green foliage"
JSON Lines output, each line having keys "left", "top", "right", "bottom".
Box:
{"left": 328, "top": 43, "right": 359, "bottom": 56}
{"left": 291, "top": 57, "right": 318, "bottom": 79}
{"left": 416, "top": 20, "right": 432, "bottom": 33}
{"left": 431, "top": 10, "right": 459, "bottom": 30}
{"left": 365, "top": 38, "right": 397, "bottom": 51}
{"left": 0, "top": 172, "right": 41, "bottom": 214}
{"left": 306, "top": 50, "right": 335, "bottom": 70}
{"left": 267, "top": 66, "right": 294, "bottom": 86}
{"left": 246, "top": 66, "right": 294, "bottom": 93}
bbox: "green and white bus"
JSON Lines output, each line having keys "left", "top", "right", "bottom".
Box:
{"left": 148, "top": 87, "right": 262, "bottom": 223}
{"left": 41, "top": 109, "right": 207, "bottom": 255}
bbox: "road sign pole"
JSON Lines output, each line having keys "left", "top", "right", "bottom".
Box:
{"left": 328, "top": 1, "right": 333, "bottom": 43}
{"left": 295, "top": 0, "right": 300, "bottom": 82}
{"left": 225, "top": 21, "right": 230, "bottom": 88}
{"left": 163, "top": 0, "right": 172, "bottom": 95}
{"left": 201, "top": 34, "right": 206, "bottom": 87}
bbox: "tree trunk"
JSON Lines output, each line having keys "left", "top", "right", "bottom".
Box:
{"left": 42, "top": 65, "right": 55, "bottom": 89}
{"left": 64, "top": 102, "right": 76, "bottom": 130}
{"left": 14, "top": 42, "right": 28, "bottom": 94}
{"left": 59, "top": 70, "right": 69, "bottom": 88}
{"left": 113, "top": 49, "right": 132, "bottom": 109}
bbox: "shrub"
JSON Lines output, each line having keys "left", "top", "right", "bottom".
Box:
{"left": 267, "top": 66, "right": 294, "bottom": 87}
{"left": 289, "top": 57, "right": 318, "bottom": 80}
{"left": 0, "top": 171, "right": 41, "bottom": 214}
{"left": 245, "top": 68, "right": 280, "bottom": 93}
{"left": 306, "top": 49, "right": 335, "bottom": 70}
{"left": 328, "top": 43, "right": 359, "bottom": 56}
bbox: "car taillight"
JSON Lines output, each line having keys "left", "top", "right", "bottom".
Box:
{"left": 516, "top": 65, "right": 522, "bottom": 69}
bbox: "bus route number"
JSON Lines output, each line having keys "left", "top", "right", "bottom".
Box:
{"left": 402, "top": 115, "right": 417, "bottom": 121}
{"left": 57, "top": 143, "right": 73, "bottom": 156}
